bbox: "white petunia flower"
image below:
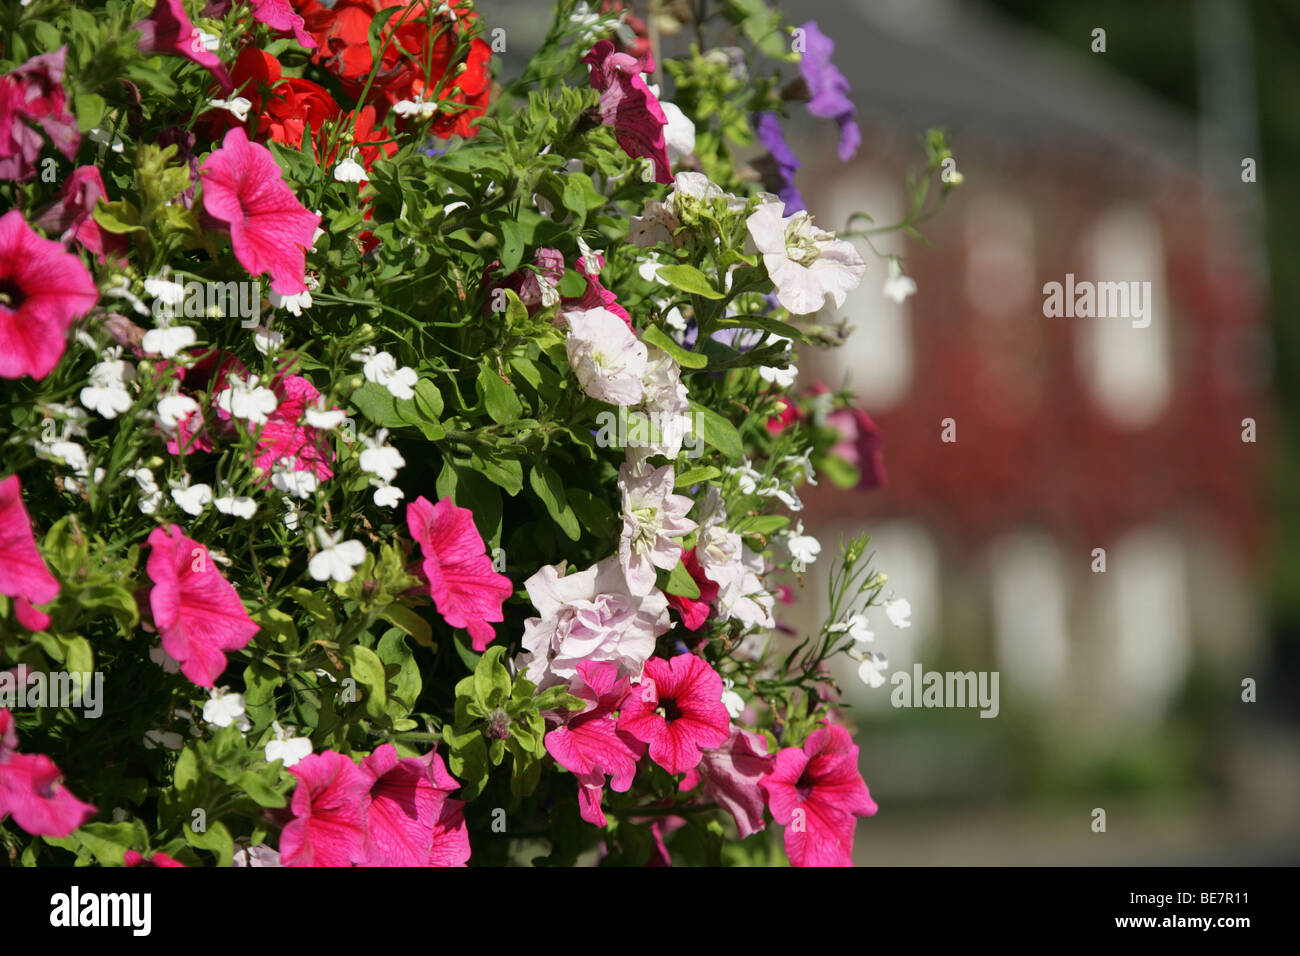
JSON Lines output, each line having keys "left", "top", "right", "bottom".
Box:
{"left": 746, "top": 201, "right": 866, "bottom": 315}
{"left": 564, "top": 307, "right": 647, "bottom": 406}
{"left": 308, "top": 527, "right": 367, "bottom": 583}
{"left": 648, "top": 84, "right": 696, "bottom": 163}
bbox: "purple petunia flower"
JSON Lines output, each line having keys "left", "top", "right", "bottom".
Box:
{"left": 797, "top": 21, "right": 860, "bottom": 162}
{"left": 754, "top": 113, "right": 806, "bottom": 214}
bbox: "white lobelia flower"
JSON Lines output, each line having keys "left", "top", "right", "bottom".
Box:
{"left": 80, "top": 349, "right": 135, "bottom": 419}
{"left": 214, "top": 493, "right": 257, "bottom": 520}
{"left": 883, "top": 257, "right": 917, "bottom": 304}
{"left": 333, "top": 148, "right": 366, "bottom": 183}
{"left": 392, "top": 95, "right": 439, "bottom": 119}
{"left": 746, "top": 201, "right": 866, "bottom": 315}
{"left": 304, "top": 397, "right": 346, "bottom": 430}
{"left": 265, "top": 721, "right": 313, "bottom": 768}
{"left": 89, "top": 126, "right": 125, "bottom": 153}
{"left": 757, "top": 334, "right": 797, "bottom": 388}
{"left": 353, "top": 347, "right": 418, "bottom": 400}
{"left": 149, "top": 644, "right": 181, "bottom": 674}
{"left": 253, "top": 325, "right": 285, "bottom": 356}
{"left": 143, "top": 729, "right": 184, "bottom": 751}
{"left": 618, "top": 461, "right": 697, "bottom": 596}
{"left": 721, "top": 679, "right": 745, "bottom": 720}
{"left": 856, "top": 651, "right": 889, "bottom": 689}
{"left": 784, "top": 520, "right": 821, "bottom": 572}
{"left": 143, "top": 276, "right": 187, "bottom": 309}
{"left": 271, "top": 460, "right": 319, "bottom": 500}
{"left": 170, "top": 475, "right": 213, "bottom": 516}
{"left": 283, "top": 499, "right": 301, "bottom": 530}
{"left": 564, "top": 307, "right": 647, "bottom": 406}
{"left": 308, "top": 527, "right": 367, "bottom": 583}
{"left": 215, "top": 373, "right": 278, "bottom": 425}
{"left": 142, "top": 317, "right": 197, "bottom": 359}
{"left": 155, "top": 389, "right": 199, "bottom": 432}
{"left": 373, "top": 482, "right": 404, "bottom": 508}
{"left": 270, "top": 289, "right": 312, "bottom": 316}
{"left": 203, "top": 688, "right": 251, "bottom": 730}
{"left": 359, "top": 429, "right": 405, "bottom": 483}
{"left": 208, "top": 96, "right": 252, "bottom": 122}
{"left": 885, "top": 597, "right": 913, "bottom": 629}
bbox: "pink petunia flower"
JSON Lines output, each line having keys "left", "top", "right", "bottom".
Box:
{"left": 582, "top": 40, "right": 671, "bottom": 184}
{"left": 759, "top": 722, "right": 878, "bottom": 867}
{"left": 0, "top": 474, "right": 60, "bottom": 629}
{"left": 0, "top": 710, "right": 97, "bottom": 838}
{"left": 664, "top": 547, "right": 717, "bottom": 631}
{"left": 406, "top": 495, "right": 512, "bottom": 651}
{"left": 280, "top": 750, "right": 371, "bottom": 867}
{"left": 34, "top": 165, "right": 129, "bottom": 265}
{"left": 0, "top": 210, "right": 98, "bottom": 380}
{"left": 680, "top": 726, "right": 773, "bottom": 839}
{"left": 569, "top": 250, "right": 633, "bottom": 329}
{"left": 123, "top": 849, "right": 186, "bottom": 866}
{"left": 826, "top": 406, "right": 888, "bottom": 490}
{"left": 618, "top": 654, "right": 731, "bottom": 775}
{"left": 133, "top": 0, "right": 233, "bottom": 93}
{"left": 145, "top": 525, "right": 260, "bottom": 688}
{"left": 544, "top": 660, "right": 644, "bottom": 827}
{"left": 359, "top": 744, "right": 460, "bottom": 867}
{"left": 199, "top": 126, "right": 321, "bottom": 295}
{"left": 428, "top": 797, "right": 471, "bottom": 866}
{"left": 247, "top": 0, "right": 318, "bottom": 51}
{"left": 0, "top": 48, "right": 80, "bottom": 181}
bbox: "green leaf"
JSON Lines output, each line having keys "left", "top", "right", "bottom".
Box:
{"left": 237, "top": 772, "right": 287, "bottom": 809}
{"left": 379, "top": 604, "right": 433, "bottom": 647}
{"left": 184, "top": 819, "right": 234, "bottom": 867}
{"left": 473, "top": 646, "right": 512, "bottom": 710}
{"left": 674, "top": 465, "right": 721, "bottom": 488}
{"left": 74, "top": 92, "right": 105, "bottom": 133}
{"left": 93, "top": 200, "right": 145, "bottom": 235}
{"left": 690, "top": 401, "right": 744, "bottom": 459}
{"left": 566, "top": 488, "right": 617, "bottom": 540}
{"left": 478, "top": 363, "right": 523, "bottom": 424}
{"left": 344, "top": 644, "right": 388, "bottom": 719}
{"left": 528, "top": 464, "right": 580, "bottom": 541}
{"left": 733, "top": 514, "right": 790, "bottom": 535}
{"left": 469, "top": 449, "right": 523, "bottom": 497}
{"left": 658, "top": 264, "right": 724, "bottom": 299}
{"left": 499, "top": 219, "right": 525, "bottom": 275}
{"left": 643, "top": 323, "right": 707, "bottom": 369}
{"left": 664, "top": 557, "right": 701, "bottom": 598}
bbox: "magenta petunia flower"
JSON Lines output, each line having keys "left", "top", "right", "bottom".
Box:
{"left": 247, "top": 0, "right": 318, "bottom": 52}
{"left": 123, "top": 850, "right": 185, "bottom": 866}
{"left": 359, "top": 745, "right": 460, "bottom": 867}
{"left": 199, "top": 126, "right": 321, "bottom": 295}
{"left": 664, "top": 547, "right": 718, "bottom": 632}
{"left": 0, "top": 48, "right": 80, "bottom": 181}
{"left": 545, "top": 660, "right": 644, "bottom": 827}
{"left": 133, "top": 0, "right": 233, "bottom": 93}
{"left": 680, "top": 726, "right": 773, "bottom": 839}
{"left": 280, "top": 750, "right": 371, "bottom": 867}
{"left": 34, "top": 165, "right": 129, "bottom": 265}
{"left": 760, "top": 722, "right": 878, "bottom": 867}
{"left": 0, "top": 474, "right": 60, "bottom": 630}
{"left": 618, "top": 654, "right": 730, "bottom": 775}
{"left": 406, "top": 495, "right": 513, "bottom": 651}
{"left": 0, "top": 710, "right": 96, "bottom": 838}
{"left": 582, "top": 40, "right": 671, "bottom": 185}
{"left": 0, "top": 210, "right": 98, "bottom": 381}
{"left": 145, "top": 525, "right": 260, "bottom": 688}
{"left": 569, "top": 249, "right": 633, "bottom": 329}
{"left": 252, "top": 372, "right": 335, "bottom": 481}
{"left": 827, "top": 406, "right": 888, "bottom": 491}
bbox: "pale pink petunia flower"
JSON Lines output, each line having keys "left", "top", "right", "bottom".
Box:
{"left": 0, "top": 474, "right": 60, "bottom": 628}
{"left": 618, "top": 653, "right": 731, "bottom": 775}
{"left": 133, "top": 0, "right": 233, "bottom": 93}
{"left": 544, "top": 660, "right": 644, "bottom": 827}
{"left": 199, "top": 126, "right": 321, "bottom": 295}
{"left": 746, "top": 201, "right": 865, "bottom": 316}
{"left": 759, "top": 722, "right": 878, "bottom": 867}
{"left": 0, "top": 210, "right": 98, "bottom": 380}
{"left": 679, "top": 726, "right": 773, "bottom": 839}
{"left": 516, "top": 555, "right": 669, "bottom": 691}
{"left": 145, "top": 525, "right": 260, "bottom": 688}
{"left": 617, "top": 461, "right": 696, "bottom": 596}
{"left": 564, "top": 306, "right": 647, "bottom": 406}
{"left": 280, "top": 750, "right": 371, "bottom": 867}
{"left": 406, "top": 496, "right": 513, "bottom": 651}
